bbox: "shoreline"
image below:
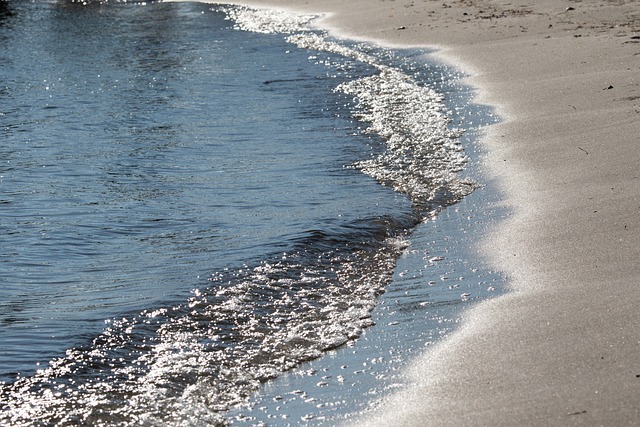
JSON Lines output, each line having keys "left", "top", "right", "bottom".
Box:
{"left": 194, "top": 0, "right": 640, "bottom": 424}
{"left": 226, "top": 181, "right": 506, "bottom": 425}
{"left": 221, "top": 42, "right": 505, "bottom": 424}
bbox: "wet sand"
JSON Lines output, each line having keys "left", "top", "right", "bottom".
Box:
{"left": 209, "top": 0, "right": 640, "bottom": 424}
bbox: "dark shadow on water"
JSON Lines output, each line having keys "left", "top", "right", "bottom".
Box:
{"left": 0, "top": 1, "right": 12, "bottom": 24}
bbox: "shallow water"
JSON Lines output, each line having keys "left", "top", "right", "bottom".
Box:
{"left": 226, "top": 186, "right": 505, "bottom": 425}
{"left": 0, "top": 1, "right": 499, "bottom": 425}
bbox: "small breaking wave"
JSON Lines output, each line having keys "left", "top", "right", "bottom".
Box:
{"left": 222, "top": 5, "right": 477, "bottom": 214}
{"left": 0, "top": 219, "right": 412, "bottom": 426}
{"left": 284, "top": 31, "right": 476, "bottom": 216}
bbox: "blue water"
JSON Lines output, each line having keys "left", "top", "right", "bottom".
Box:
{"left": 0, "top": 1, "right": 498, "bottom": 425}
{"left": 1, "top": 0, "right": 395, "bottom": 373}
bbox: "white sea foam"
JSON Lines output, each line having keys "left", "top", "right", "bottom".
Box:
{"left": 219, "top": 5, "right": 316, "bottom": 34}
{"left": 336, "top": 66, "right": 477, "bottom": 208}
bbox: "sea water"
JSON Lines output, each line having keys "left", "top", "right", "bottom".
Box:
{"left": 0, "top": 1, "right": 500, "bottom": 425}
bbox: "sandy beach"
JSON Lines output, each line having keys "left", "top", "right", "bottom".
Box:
{"left": 213, "top": 0, "right": 640, "bottom": 424}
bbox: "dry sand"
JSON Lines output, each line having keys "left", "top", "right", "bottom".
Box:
{"left": 214, "top": 0, "right": 640, "bottom": 424}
